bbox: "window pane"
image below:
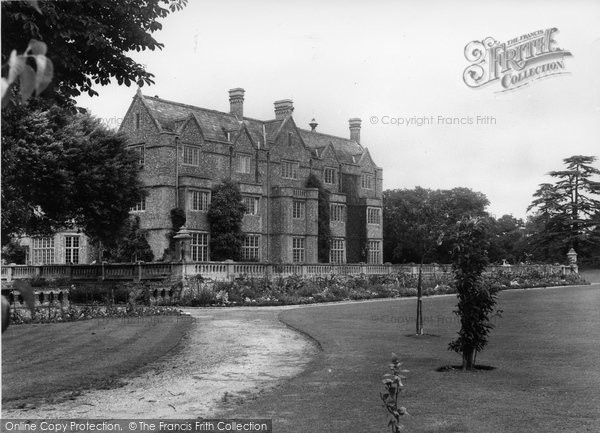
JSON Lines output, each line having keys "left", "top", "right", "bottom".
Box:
{"left": 130, "top": 196, "right": 146, "bottom": 212}
{"left": 292, "top": 201, "right": 305, "bottom": 219}
{"left": 242, "top": 196, "right": 259, "bottom": 215}
{"left": 236, "top": 155, "right": 251, "bottom": 174}
{"left": 330, "top": 238, "right": 345, "bottom": 263}
{"left": 324, "top": 168, "right": 336, "bottom": 184}
{"left": 191, "top": 232, "right": 209, "bottom": 261}
{"left": 32, "top": 237, "right": 54, "bottom": 265}
{"left": 292, "top": 237, "right": 305, "bottom": 263}
{"left": 65, "top": 236, "right": 80, "bottom": 264}
{"left": 183, "top": 145, "right": 200, "bottom": 166}
{"left": 190, "top": 190, "right": 210, "bottom": 211}
{"left": 282, "top": 161, "right": 299, "bottom": 179}
{"left": 242, "top": 234, "right": 260, "bottom": 261}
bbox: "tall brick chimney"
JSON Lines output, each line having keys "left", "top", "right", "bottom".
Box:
{"left": 349, "top": 118, "right": 361, "bottom": 144}
{"left": 229, "top": 88, "right": 245, "bottom": 118}
{"left": 274, "top": 99, "right": 294, "bottom": 120}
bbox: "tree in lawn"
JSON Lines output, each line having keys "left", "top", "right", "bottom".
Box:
{"left": 383, "top": 187, "right": 489, "bottom": 335}
{"left": 527, "top": 155, "right": 600, "bottom": 263}
{"left": 207, "top": 180, "right": 246, "bottom": 261}
{"left": 306, "top": 173, "right": 331, "bottom": 262}
{"left": 105, "top": 215, "right": 154, "bottom": 263}
{"left": 449, "top": 217, "right": 502, "bottom": 370}
{"left": 1, "top": 0, "right": 188, "bottom": 108}
{"left": 1, "top": 104, "right": 145, "bottom": 248}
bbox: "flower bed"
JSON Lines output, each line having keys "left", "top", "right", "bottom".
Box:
{"left": 176, "top": 269, "right": 586, "bottom": 307}
{"left": 9, "top": 304, "right": 185, "bottom": 325}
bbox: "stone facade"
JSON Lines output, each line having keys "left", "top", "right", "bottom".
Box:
{"left": 118, "top": 88, "right": 384, "bottom": 264}
{"left": 19, "top": 229, "right": 96, "bottom": 265}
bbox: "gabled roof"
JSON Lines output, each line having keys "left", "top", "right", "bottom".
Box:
{"left": 136, "top": 93, "right": 371, "bottom": 164}
{"left": 298, "top": 129, "right": 363, "bottom": 165}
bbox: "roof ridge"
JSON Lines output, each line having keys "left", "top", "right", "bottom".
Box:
{"left": 297, "top": 127, "right": 360, "bottom": 145}
{"left": 143, "top": 95, "right": 287, "bottom": 126}
{"left": 142, "top": 94, "right": 240, "bottom": 120}
{"left": 141, "top": 94, "right": 363, "bottom": 149}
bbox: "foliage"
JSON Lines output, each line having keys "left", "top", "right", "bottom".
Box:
{"left": 69, "top": 283, "right": 130, "bottom": 304}
{"left": 104, "top": 215, "right": 154, "bottom": 262}
{"left": 168, "top": 266, "right": 580, "bottom": 307}
{"left": 383, "top": 187, "right": 489, "bottom": 264}
{"left": 207, "top": 179, "right": 246, "bottom": 261}
{"left": 380, "top": 353, "right": 410, "bottom": 432}
{"left": 527, "top": 155, "right": 600, "bottom": 262}
{"left": 179, "top": 275, "right": 218, "bottom": 306}
{"left": 1, "top": 0, "right": 188, "bottom": 107}
{"left": 306, "top": 173, "right": 331, "bottom": 262}
{"left": 448, "top": 217, "right": 502, "bottom": 370}
{"left": 162, "top": 207, "right": 186, "bottom": 261}
{"left": 1, "top": 239, "right": 27, "bottom": 264}
{"left": 383, "top": 186, "right": 489, "bottom": 334}
{"left": 8, "top": 303, "right": 183, "bottom": 325}
{"left": 1, "top": 104, "right": 145, "bottom": 246}
{"left": 1, "top": 38, "right": 53, "bottom": 107}
{"left": 486, "top": 214, "right": 528, "bottom": 264}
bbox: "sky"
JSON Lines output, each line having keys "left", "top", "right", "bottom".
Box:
{"left": 76, "top": 0, "right": 600, "bottom": 220}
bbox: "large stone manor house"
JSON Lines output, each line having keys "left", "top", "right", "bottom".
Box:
{"left": 121, "top": 88, "right": 383, "bottom": 264}
{"left": 21, "top": 88, "right": 384, "bottom": 265}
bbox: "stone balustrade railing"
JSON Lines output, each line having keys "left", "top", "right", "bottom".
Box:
{"left": 0, "top": 261, "right": 574, "bottom": 283}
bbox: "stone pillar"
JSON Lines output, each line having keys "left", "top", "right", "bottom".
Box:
{"left": 567, "top": 248, "right": 578, "bottom": 274}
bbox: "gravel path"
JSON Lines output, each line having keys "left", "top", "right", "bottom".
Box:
{"left": 2, "top": 308, "right": 318, "bottom": 418}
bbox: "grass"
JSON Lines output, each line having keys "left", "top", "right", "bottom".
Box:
{"left": 219, "top": 284, "right": 600, "bottom": 433}
{"left": 1, "top": 315, "right": 194, "bottom": 408}
{"left": 580, "top": 268, "right": 600, "bottom": 283}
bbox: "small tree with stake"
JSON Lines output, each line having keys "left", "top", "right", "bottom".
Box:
{"left": 380, "top": 353, "right": 410, "bottom": 432}
{"left": 448, "top": 217, "right": 502, "bottom": 370}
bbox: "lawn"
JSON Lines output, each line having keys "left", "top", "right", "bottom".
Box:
{"left": 1, "top": 315, "right": 194, "bottom": 409}
{"left": 220, "top": 284, "right": 600, "bottom": 433}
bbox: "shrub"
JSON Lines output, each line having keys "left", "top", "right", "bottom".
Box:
{"left": 69, "top": 283, "right": 129, "bottom": 305}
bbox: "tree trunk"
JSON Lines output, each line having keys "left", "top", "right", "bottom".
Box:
{"left": 416, "top": 261, "right": 424, "bottom": 335}
{"left": 462, "top": 347, "right": 476, "bottom": 370}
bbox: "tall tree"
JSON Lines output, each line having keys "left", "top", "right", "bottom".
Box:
{"left": 207, "top": 180, "right": 246, "bottom": 261}
{"left": 306, "top": 173, "right": 331, "bottom": 263}
{"left": 383, "top": 187, "right": 489, "bottom": 264}
{"left": 527, "top": 155, "right": 600, "bottom": 261}
{"left": 486, "top": 214, "right": 527, "bottom": 264}
{"left": 1, "top": 104, "right": 144, "bottom": 246}
{"left": 1, "top": 0, "right": 188, "bottom": 107}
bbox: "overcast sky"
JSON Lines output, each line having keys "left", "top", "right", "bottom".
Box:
{"left": 76, "top": 0, "right": 600, "bottom": 220}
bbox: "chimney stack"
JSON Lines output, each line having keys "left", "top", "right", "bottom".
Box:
{"left": 274, "top": 99, "right": 294, "bottom": 120}
{"left": 349, "top": 118, "right": 361, "bottom": 144}
{"left": 229, "top": 88, "right": 245, "bottom": 119}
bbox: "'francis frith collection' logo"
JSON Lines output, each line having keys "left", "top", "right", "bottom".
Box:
{"left": 463, "top": 28, "right": 572, "bottom": 92}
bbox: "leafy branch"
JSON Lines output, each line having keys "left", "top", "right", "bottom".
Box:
{"left": 380, "top": 353, "right": 410, "bottom": 432}
{"left": 1, "top": 39, "right": 53, "bottom": 107}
